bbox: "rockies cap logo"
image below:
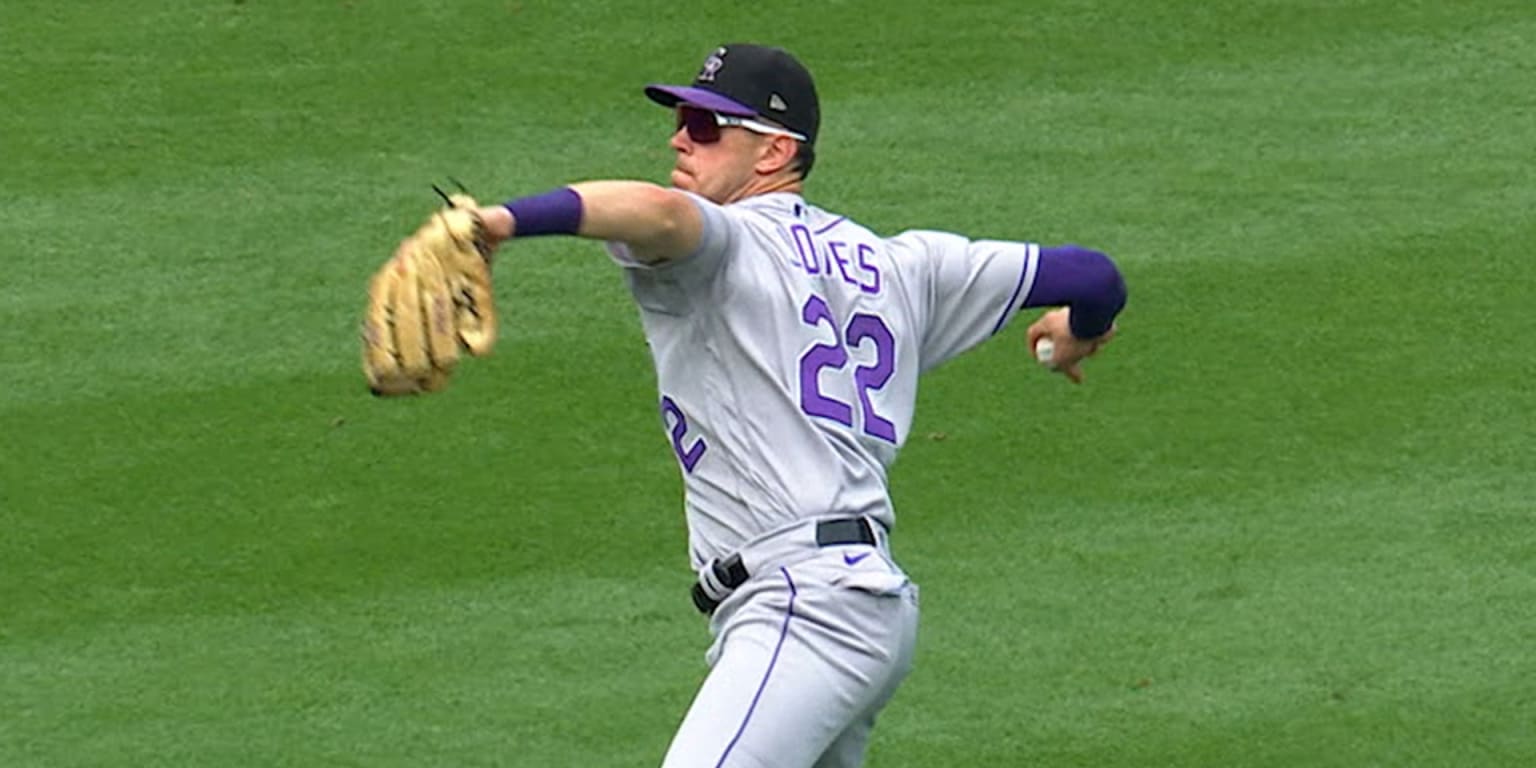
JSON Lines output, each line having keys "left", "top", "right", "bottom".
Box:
{"left": 697, "top": 47, "right": 726, "bottom": 83}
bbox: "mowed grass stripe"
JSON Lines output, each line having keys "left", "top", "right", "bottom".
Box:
{"left": 2, "top": 574, "right": 700, "bottom": 767}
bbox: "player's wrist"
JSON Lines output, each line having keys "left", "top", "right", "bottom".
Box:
{"left": 478, "top": 206, "right": 514, "bottom": 243}
{"left": 1027, "top": 246, "right": 1127, "bottom": 339}
{"left": 502, "top": 187, "right": 584, "bottom": 238}
{"left": 1068, "top": 305, "right": 1119, "bottom": 340}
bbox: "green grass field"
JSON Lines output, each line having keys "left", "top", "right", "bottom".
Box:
{"left": 4, "top": 1, "right": 1533, "bottom": 765}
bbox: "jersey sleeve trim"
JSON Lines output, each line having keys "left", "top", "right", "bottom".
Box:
{"left": 989, "top": 242, "right": 1040, "bottom": 335}
{"left": 813, "top": 216, "right": 848, "bottom": 235}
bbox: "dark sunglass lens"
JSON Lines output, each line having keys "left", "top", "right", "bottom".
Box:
{"left": 681, "top": 108, "right": 721, "bottom": 143}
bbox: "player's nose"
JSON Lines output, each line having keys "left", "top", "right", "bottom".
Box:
{"left": 669, "top": 126, "right": 691, "bottom": 153}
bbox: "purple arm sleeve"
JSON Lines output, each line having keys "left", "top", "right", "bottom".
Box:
{"left": 503, "top": 187, "right": 584, "bottom": 237}
{"left": 1022, "top": 245, "right": 1127, "bottom": 338}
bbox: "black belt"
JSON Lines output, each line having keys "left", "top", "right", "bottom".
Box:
{"left": 690, "top": 517, "right": 879, "bottom": 615}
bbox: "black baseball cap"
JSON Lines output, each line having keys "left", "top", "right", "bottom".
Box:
{"left": 645, "top": 44, "right": 820, "bottom": 145}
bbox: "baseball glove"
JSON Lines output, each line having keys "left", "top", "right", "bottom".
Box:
{"left": 361, "top": 194, "right": 496, "bottom": 396}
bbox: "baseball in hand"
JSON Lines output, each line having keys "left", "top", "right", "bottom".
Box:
{"left": 1034, "top": 338, "right": 1055, "bottom": 366}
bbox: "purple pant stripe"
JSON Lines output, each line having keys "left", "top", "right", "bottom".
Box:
{"left": 714, "top": 567, "right": 799, "bottom": 768}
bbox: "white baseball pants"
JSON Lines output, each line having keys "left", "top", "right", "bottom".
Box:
{"left": 660, "top": 544, "right": 920, "bottom": 768}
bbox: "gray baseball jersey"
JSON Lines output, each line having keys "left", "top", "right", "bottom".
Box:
{"left": 608, "top": 191, "right": 1040, "bottom": 568}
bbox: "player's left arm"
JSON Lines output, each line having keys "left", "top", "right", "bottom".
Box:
{"left": 900, "top": 233, "right": 1126, "bottom": 381}
{"left": 473, "top": 181, "right": 706, "bottom": 264}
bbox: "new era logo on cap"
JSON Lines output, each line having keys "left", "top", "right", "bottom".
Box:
{"left": 768, "top": 93, "right": 788, "bottom": 112}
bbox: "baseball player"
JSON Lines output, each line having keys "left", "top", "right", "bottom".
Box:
{"left": 379, "top": 43, "right": 1126, "bottom": 768}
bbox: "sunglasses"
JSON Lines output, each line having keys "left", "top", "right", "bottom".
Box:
{"left": 675, "top": 105, "right": 808, "bottom": 144}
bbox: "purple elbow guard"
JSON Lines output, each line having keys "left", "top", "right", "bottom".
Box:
{"left": 1024, "top": 245, "right": 1127, "bottom": 338}
{"left": 504, "top": 187, "right": 583, "bottom": 237}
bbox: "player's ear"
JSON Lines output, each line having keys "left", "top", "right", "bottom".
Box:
{"left": 755, "top": 134, "right": 801, "bottom": 176}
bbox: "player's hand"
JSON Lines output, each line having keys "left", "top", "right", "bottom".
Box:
{"left": 475, "top": 205, "right": 514, "bottom": 251}
{"left": 1025, "top": 307, "right": 1115, "bottom": 384}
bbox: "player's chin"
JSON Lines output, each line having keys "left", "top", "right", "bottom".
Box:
{"left": 670, "top": 169, "right": 695, "bottom": 191}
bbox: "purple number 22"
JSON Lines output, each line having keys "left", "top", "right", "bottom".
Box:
{"left": 798, "top": 295, "right": 897, "bottom": 442}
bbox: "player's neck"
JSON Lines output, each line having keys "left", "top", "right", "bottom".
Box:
{"left": 725, "top": 173, "right": 803, "bottom": 204}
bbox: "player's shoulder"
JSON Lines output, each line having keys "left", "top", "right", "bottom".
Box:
{"left": 719, "top": 194, "right": 860, "bottom": 251}
{"left": 728, "top": 192, "right": 816, "bottom": 226}
{"left": 740, "top": 194, "right": 881, "bottom": 243}
{"left": 884, "top": 228, "right": 969, "bottom": 252}
{"left": 732, "top": 194, "right": 976, "bottom": 255}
